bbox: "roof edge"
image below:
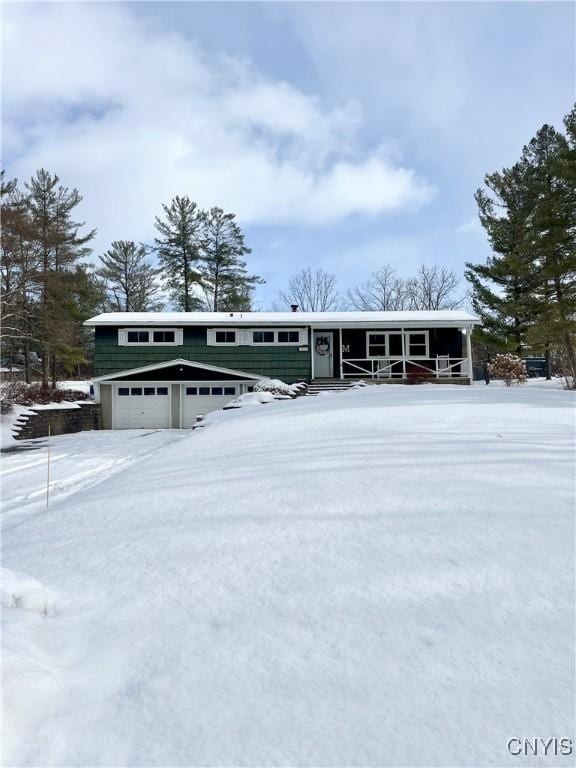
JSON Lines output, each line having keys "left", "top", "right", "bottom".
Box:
{"left": 93, "top": 358, "right": 265, "bottom": 382}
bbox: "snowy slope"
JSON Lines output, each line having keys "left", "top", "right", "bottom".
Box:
{"left": 1, "top": 385, "right": 574, "bottom": 767}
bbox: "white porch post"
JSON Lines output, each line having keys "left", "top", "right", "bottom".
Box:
{"left": 310, "top": 327, "right": 314, "bottom": 380}
{"left": 401, "top": 327, "right": 406, "bottom": 378}
{"left": 339, "top": 328, "right": 343, "bottom": 378}
{"left": 465, "top": 326, "right": 473, "bottom": 383}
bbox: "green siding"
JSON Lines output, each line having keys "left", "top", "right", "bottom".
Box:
{"left": 94, "top": 326, "right": 311, "bottom": 383}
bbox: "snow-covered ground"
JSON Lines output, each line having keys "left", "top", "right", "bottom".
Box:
{"left": 1, "top": 384, "right": 574, "bottom": 767}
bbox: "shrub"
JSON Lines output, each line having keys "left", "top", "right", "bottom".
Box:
{"left": 0, "top": 381, "right": 89, "bottom": 409}
{"left": 253, "top": 379, "right": 306, "bottom": 397}
{"left": 487, "top": 354, "right": 527, "bottom": 386}
{"left": 406, "top": 364, "right": 433, "bottom": 385}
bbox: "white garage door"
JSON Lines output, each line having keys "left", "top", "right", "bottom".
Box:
{"left": 114, "top": 384, "right": 171, "bottom": 429}
{"left": 181, "top": 382, "right": 241, "bottom": 428}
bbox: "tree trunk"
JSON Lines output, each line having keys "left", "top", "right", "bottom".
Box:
{"left": 24, "top": 341, "right": 30, "bottom": 384}
{"left": 42, "top": 347, "right": 49, "bottom": 389}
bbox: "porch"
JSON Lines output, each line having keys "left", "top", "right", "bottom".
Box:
{"left": 311, "top": 326, "right": 473, "bottom": 383}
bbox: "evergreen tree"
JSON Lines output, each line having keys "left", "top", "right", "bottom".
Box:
{"left": 154, "top": 196, "right": 203, "bottom": 311}
{"left": 198, "top": 207, "right": 262, "bottom": 311}
{"left": 25, "top": 169, "right": 96, "bottom": 387}
{"left": 465, "top": 162, "right": 537, "bottom": 353}
{"left": 0, "top": 177, "right": 39, "bottom": 381}
{"left": 98, "top": 241, "right": 162, "bottom": 312}
{"left": 520, "top": 120, "right": 576, "bottom": 381}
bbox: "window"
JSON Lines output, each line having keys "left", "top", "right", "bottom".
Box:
{"left": 367, "top": 333, "right": 387, "bottom": 357}
{"left": 119, "top": 328, "right": 182, "bottom": 346}
{"left": 207, "top": 328, "right": 304, "bottom": 346}
{"left": 224, "top": 387, "right": 236, "bottom": 396}
{"left": 131, "top": 387, "right": 143, "bottom": 396}
{"left": 199, "top": 387, "right": 210, "bottom": 396}
{"left": 247, "top": 386, "right": 255, "bottom": 393}
{"left": 144, "top": 387, "right": 155, "bottom": 396}
{"left": 186, "top": 387, "right": 198, "bottom": 396}
{"left": 153, "top": 330, "right": 175, "bottom": 343}
{"left": 215, "top": 330, "right": 236, "bottom": 344}
{"left": 366, "top": 331, "right": 429, "bottom": 358}
{"left": 406, "top": 332, "right": 429, "bottom": 358}
{"left": 157, "top": 387, "right": 168, "bottom": 396}
{"left": 118, "top": 387, "right": 129, "bottom": 396}
{"left": 211, "top": 387, "right": 223, "bottom": 396}
{"left": 278, "top": 331, "right": 300, "bottom": 343}
{"left": 253, "top": 330, "right": 275, "bottom": 344}
{"left": 128, "top": 331, "right": 149, "bottom": 344}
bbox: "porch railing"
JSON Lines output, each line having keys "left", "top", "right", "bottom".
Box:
{"left": 341, "top": 357, "right": 470, "bottom": 379}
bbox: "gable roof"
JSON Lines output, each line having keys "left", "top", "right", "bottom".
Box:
{"left": 85, "top": 310, "right": 479, "bottom": 328}
{"left": 93, "top": 358, "right": 265, "bottom": 382}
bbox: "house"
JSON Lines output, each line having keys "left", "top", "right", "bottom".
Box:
{"left": 84, "top": 310, "right": 479, "bottom": 429}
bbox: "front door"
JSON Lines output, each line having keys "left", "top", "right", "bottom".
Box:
{"left": 313, "top": 331, "right": 334, "bottom": 378}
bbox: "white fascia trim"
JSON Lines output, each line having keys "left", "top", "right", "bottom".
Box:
{"left": 93, "top": 358, "right": 266, "bottom": 383}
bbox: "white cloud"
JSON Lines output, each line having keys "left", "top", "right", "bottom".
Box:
{"left": 3, "top": 2, "right": 433, "bottom": 248}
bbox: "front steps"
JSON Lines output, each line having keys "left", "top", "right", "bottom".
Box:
{"left": 306, "top": 378, "right": 360, "bottom": 396}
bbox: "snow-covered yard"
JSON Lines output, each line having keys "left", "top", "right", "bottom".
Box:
{"left": 1, "top": 384, "right": 574, "bottom": 767}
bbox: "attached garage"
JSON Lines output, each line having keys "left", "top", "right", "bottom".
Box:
{"left": 95, "top": 359, "right": 262, "bottom": 430}
{"left": 181, "top": 382, "right": 241, "bottom": 428}
{"left": 114, "top": 384, "right": 171, "bottom": 429}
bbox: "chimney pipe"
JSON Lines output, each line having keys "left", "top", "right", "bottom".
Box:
{"left": 290, "top": 304, "right": 298, "bottom": 313}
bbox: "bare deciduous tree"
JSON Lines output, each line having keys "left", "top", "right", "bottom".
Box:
{"left": 349, "top": 263, "right": 465, "bottom": 312}
{"left": 347, "top": 265, "right": 407, "bottom": 310}
{"left": 405, "top": 264, "right": 465, "bottom": 310}
{"left": 277, "top": 268, "right": 341, "bottom": 311}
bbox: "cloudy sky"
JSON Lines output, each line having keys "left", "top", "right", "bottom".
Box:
{"left": 3, "top": 1, "right": 574, "bottom": 307}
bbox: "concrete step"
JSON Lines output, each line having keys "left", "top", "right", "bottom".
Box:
{"left": 306, "top": 379, "right": 359, "bottom": 396}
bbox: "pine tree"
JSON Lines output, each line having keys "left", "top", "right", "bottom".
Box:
{"left": 198, "top": 207, "right": 262, "bottom": 311}
{"left": 519, "top": 120, "right": 576, "bottom": 382}
{"left": 465, "top": 162, "right": 537, "bottom": 353}
{"left": 25, "top": 169, "right": 96, "bottom": 387}
{"left": 154, "top": 196, "right": 203, "bottom": 311}
{"left": 98, "top": 241, "right": 162, "bottom": 312}
{"left": 0, "top": 177, "right": 39, "bottom": 382}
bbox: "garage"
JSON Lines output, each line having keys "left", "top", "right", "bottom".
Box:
{"left": 98, "top": 359, "right": 262, "bottom": 430}
{"left": 114, "top": 383, "right": 171, "bottom": 429}
{"left": 181, "top": 382, "right": 240, "bottom": 428}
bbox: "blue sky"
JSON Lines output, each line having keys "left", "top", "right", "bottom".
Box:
{"left": 3, "top": 1, "right": 574, "bottom": 308}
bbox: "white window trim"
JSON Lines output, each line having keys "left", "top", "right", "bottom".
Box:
{"left": 118, "top": 328, "right": 183, "bottom": 346}
{"left": 405, "top": 330, "right": 430, "bottom": 358}
{"left": 366, "top": 330, "right": 429, "bottom": 359}
{"left": 207, "top": 328, "right": 306, "bottom": 346}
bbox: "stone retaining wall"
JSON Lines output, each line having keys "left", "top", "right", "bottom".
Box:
{"left": 15, "top": 402, "right": 102, "bottom": 440}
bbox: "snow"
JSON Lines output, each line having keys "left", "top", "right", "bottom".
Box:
{"left": 84, "top": 309, "right": 479, "bottom": 327}
{"left": 1, "top": 385, "right": 574, "bottom": 766}
{"left": 1, "top": 568, "right": 58, "bottom": 616}
{"left": 0, "top": 405, "right": 36, "bottom": 447}
{"left": 57, "top": 380, "right": 92, "bottom": 395}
